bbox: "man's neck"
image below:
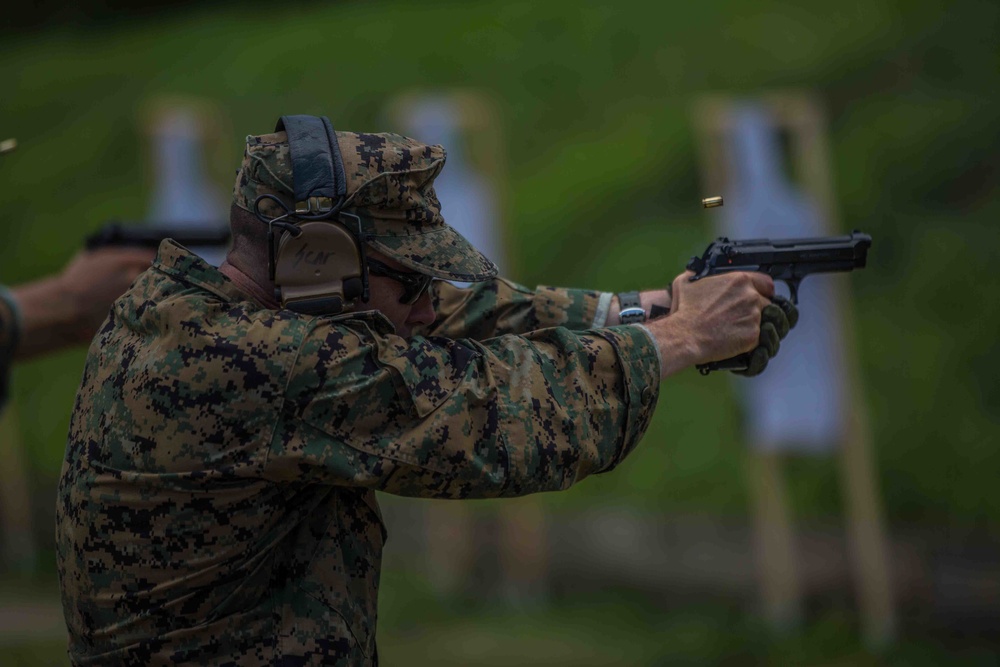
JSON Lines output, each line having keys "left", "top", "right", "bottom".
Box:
{"left": 219, "top": 259, "right": 280, "bottom": 309}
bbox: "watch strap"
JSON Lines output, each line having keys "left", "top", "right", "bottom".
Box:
{"left": 617, "top": 290, "right": 646, "bottom": 324}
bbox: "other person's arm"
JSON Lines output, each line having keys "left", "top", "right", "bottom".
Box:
{"left": 9, "top": 247, "right": 154, "bottom": 360}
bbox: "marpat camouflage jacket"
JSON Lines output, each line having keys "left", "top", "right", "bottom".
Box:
{"left": 56, "top": 241, "right": 660, "bottom": 665}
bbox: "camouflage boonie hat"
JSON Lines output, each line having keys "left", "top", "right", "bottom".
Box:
{"left": 233, "top": 130, "right": 498, "bottom": 282}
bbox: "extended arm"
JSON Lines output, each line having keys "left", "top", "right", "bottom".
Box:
{"left": 418, "top": 278, "right": 611, "bottom": 339}
{"left": 0, "top": 247, "right": 153, "bottom": 409}
{"left": 268, "top": 319, "right": 661, "bottom": 498}
{"left": 419, "top": 279, "right": 673, "bottom": 339}
{"left": 268, "top": 269, "right": 775, "bottom": 496}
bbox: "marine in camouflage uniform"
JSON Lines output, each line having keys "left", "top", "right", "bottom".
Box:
{"left": 56, "top": 129, "right": 662, "bottom": 665}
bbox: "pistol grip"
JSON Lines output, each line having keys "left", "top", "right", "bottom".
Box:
{"left": 696, "top": 353, "right": 751, "bottom": 376}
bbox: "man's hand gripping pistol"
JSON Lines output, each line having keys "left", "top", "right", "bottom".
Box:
{"left": 689, "top": 196, "right": 872, "bottom": 376}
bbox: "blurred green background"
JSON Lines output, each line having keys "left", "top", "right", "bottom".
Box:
{"left": 0, "top": 0, "right": 998, "bottom": 664}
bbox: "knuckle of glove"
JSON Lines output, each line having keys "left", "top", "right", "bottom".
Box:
{"left": 735, "top": 346, "right": 770, "bottom": 377}
{"left": 762, "top": 303, "right": 790, "bottom": 339}
{"left": 761, "top": 322, "right": 781, "bottom": 358}
{"left": 773, "top": 294, "right": 800, "bottom": 329}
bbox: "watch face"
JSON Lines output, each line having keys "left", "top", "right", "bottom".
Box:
{"left": 619, "top": 307, "right": 646, "bottom": 323}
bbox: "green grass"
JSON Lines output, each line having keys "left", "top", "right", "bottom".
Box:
{"left": 379, "top": 568, "right": 1000, "bottom": 667}
{"left": 5, "top": 570, "right": 998, "bottom": 667}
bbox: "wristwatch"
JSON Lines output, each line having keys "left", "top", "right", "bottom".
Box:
{"left": 617, "top": 291, "right": 646, "bottom": 324}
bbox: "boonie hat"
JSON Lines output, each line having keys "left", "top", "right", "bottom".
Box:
{"left": 233, "top": 130, "right": 498, "bottom": 282}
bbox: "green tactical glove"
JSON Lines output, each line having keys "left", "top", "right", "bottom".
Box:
{"left": 734, "top": 294, "right": 799, "bottom": 377}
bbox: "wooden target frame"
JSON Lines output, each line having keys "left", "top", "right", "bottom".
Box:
{"left": 692, "top": 92, "right": 895, "bottom": 648}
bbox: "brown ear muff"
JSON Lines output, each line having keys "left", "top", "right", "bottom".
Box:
{"left": 273, "top": 221, "right": 363, "bottom": 315}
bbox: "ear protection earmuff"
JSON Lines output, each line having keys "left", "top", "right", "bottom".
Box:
{"left": 252, "top": 115, "right": 369, "bottom": 316}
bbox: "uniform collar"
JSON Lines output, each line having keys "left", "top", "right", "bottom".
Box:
{"left": 152, "top": 239, "right": 255, "bottom": 306}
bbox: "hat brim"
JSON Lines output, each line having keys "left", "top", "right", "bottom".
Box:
{"left": 365, "top": 226, "right": 498, "bottom": 282}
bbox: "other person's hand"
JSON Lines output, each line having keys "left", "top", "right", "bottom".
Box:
{"left": 59, "top": 248, "right": 156, "bottom": 340}
{"left": 12, "top": 247, "right": 155, "bottom": 359}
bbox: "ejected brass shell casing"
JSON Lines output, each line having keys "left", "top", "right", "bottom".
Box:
{"left": 0, "top": 138, "right": 17, "bottom": 154}
{"left": 701, "top": 195, "right": 723, "bottom": 208}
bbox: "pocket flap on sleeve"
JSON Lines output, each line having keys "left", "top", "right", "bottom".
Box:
{"left": 375, "top": 336, "right": 481, "bottom": 418}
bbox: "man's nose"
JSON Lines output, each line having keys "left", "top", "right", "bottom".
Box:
{"left": 407, "top": 289, "right": 436, "bottom": 326}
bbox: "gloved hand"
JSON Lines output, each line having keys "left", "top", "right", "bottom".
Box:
{"left": 735, "top": 294, "right": 799, "bottom": 377}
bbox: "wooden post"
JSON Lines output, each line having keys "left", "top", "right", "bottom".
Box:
{"left": 389, "top": 91, "right": 549, "bottom": 602}
{"left": 496, "top": 498, "right": 549, "bottom": 605}
{"left": 787, "top": 96, "right": 896, "bottom": 648}
{"left": 423, "top": 501, "right": 477, "bottom": 597}
{"left": 692, "top": 93, "right": 895, "bottom": 646}
{"left": 746, "top": 448, "right": 803, "bottom": 631}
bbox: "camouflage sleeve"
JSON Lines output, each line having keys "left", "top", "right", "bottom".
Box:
{"left": 265, "top": 321, "right": 659, "bottom": 499}
{"left": 416, "top": 278, "right": 614, "bottom": 341}
{"left": 0, "top": 286, "right": 20, "bottom": 410}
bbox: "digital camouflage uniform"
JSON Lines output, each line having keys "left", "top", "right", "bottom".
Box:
{"left": 56, "top": 130, "right": 661, "bottom": 666}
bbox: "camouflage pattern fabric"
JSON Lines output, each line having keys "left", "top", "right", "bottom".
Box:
{"left": 0, "top": 286, "right": 19, "bottom": 410}
{"left": 234, "top": 130, "right": 498, "bottom": 282}
{"left": 420, "top": 278, "right": 612, "bottom": 340}
{"left": 56, "top": 241, "right": 660, "bottom": 666}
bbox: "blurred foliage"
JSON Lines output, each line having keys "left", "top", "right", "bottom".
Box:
{"left": 0, "top": 0, "right": 998, "bottom": 547}
{"left": 1, "top": 0, "right": 244, "bottom": 33}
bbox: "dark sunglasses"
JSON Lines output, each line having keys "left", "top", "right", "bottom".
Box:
{"left": 366, "top": 258, "right": 434, "bottom": 305}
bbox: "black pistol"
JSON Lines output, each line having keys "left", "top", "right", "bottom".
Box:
{"left": 85, "top": 222, "right": 231, "bottom": 250}
{"left": 686, "top": 230, "right": 871, "bottom": 375}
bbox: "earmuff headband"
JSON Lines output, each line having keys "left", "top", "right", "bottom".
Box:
{"left": 274, "top": 115, "right": 347, "bottom": 215}
{"left": 259, "top": 115, "right": 368, "bottom": 315}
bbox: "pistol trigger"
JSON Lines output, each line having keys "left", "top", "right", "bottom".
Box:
{"left": 786, "top": 280, "right": 800, "bottom": 305}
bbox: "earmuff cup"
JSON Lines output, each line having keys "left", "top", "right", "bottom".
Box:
{"left": 273, "top": 221, "right": 364, "bottom": 315}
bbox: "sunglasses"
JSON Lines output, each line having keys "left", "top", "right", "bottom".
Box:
{"left": 366, "top": 258, "right": 434, "bottom": 305}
